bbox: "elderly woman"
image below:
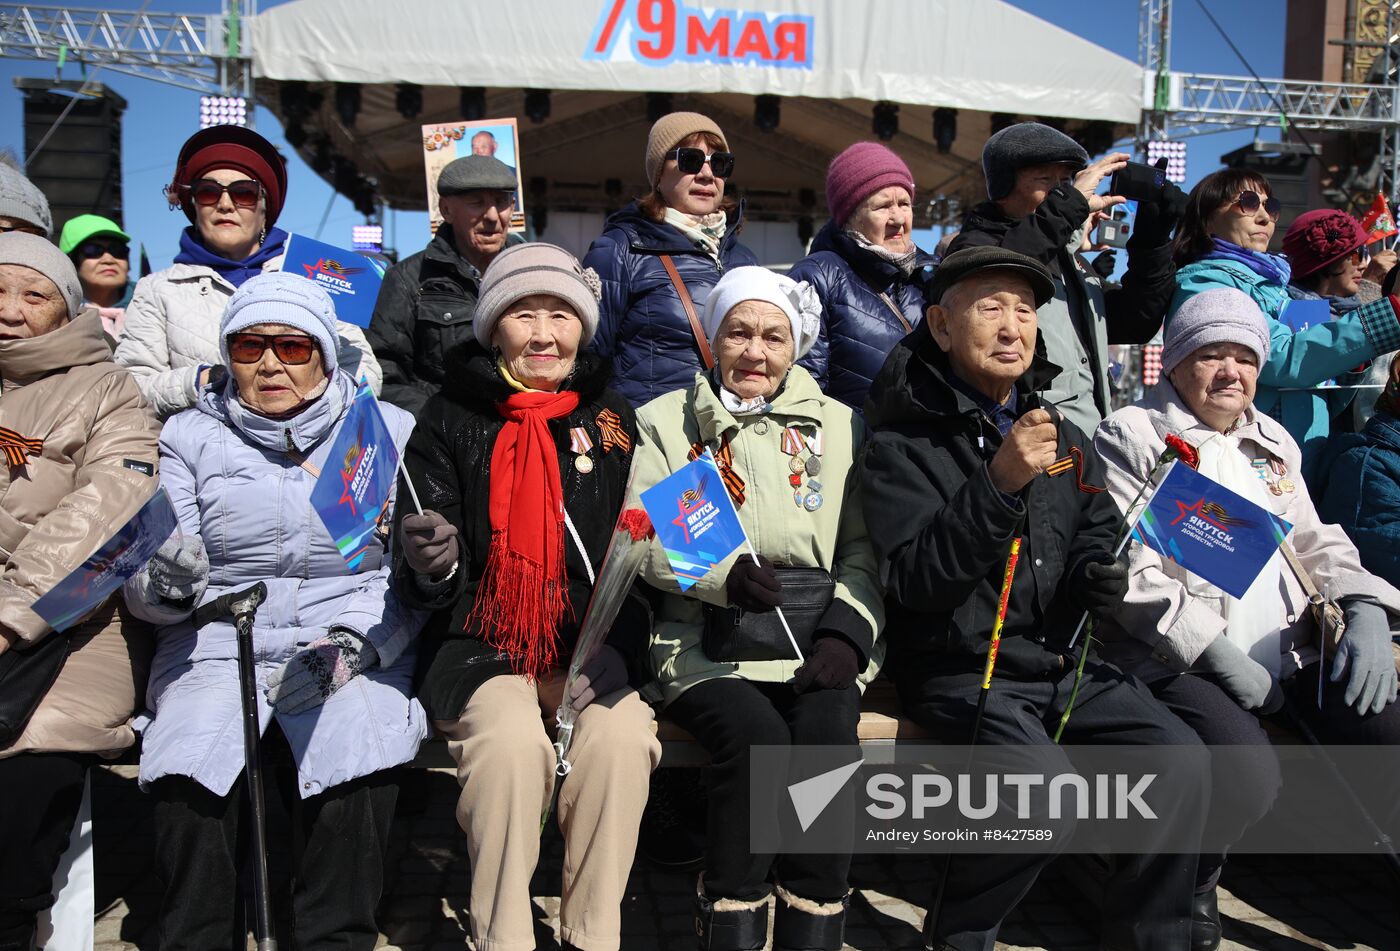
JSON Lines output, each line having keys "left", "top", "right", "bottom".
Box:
{"left": 584, "top": 111, "right": 758, "bottom": 407}
{"left": 125, "top": 272, "right": 422, "bottom": 949}
{"left": 1170, "top": 171, "right": 1400, "bottom": 481}
{"left": 0, "top": 161, "right": 52, "bottom": 238}
{"left": 115, "top": 125, "right": 380, "bottom": 420}
{"left": 1095, "top": 287, "right": 1400, "bottom": 951}
{"left": 632, "top": 266, "right": 883, "bottom": 951}
{"left": 59, "top": 213, "right": 134, "bottom": 345}
{"left": 789, "top": 142, "right": 934, "bottom": 411}
{"left": 393, "top": 243, "right": 659, "bottom": 951}
{"left": 0, "top": 234, "right": 159, "bottom": 951}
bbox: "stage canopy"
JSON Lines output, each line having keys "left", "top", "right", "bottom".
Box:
{"left": 249, "top": 0, "right": 1145, "bottom": 224}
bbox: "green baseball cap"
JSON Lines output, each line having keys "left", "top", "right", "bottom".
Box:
{"left": 58, "top": 214, "right": 131, "bottom": 256}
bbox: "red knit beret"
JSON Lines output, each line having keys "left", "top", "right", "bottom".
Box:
{"left": 167, "top": 126, "right": 288, "bottom": 228}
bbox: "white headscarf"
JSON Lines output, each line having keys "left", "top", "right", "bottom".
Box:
{"left": 700, "top": 265, "right": 822, "bottom": 360}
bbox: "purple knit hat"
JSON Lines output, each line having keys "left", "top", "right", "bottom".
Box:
{"left": 825, "top": 142, "right": 916, "bottom": 228}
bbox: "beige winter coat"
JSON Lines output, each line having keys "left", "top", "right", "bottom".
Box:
{"left": 0, "top": 310, "right": 161, "bottom": 757}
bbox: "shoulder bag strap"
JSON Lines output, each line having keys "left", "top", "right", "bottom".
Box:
{"left": 660, "top": 253, "right": 716, "bottom": 370}
{"left": 876, "top": 290, "right": 913, "bottom": 335}
{"left": 1276, "top": 538, "right": 1345, "bottom": 655}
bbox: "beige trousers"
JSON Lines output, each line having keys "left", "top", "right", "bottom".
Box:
{"left": 436, "top": 673, "right": 661, "bottom": 951}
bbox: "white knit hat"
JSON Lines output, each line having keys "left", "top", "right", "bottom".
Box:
{"left": 701, "top": 266, "right": 822, "bottom": 360}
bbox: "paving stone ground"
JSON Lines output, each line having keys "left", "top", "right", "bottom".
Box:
{"left": 89, "top": 765, "right": 1399, "bottom": 951}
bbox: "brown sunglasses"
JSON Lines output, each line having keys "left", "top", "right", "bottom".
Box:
{"left": 227, "top": 333, "right": 317, "bottom": 365}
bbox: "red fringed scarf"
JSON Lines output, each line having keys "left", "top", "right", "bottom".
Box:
{"left": 468, "top": 389, "right": 581, "bottom": 680}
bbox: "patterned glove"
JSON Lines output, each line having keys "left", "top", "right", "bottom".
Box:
{"left": 148, "top": 533, "right": 209, "bottom": 602}
{"left": 265, "top": 627, "right": 379, "bottom": 715}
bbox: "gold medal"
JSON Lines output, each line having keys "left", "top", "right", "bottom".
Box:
{"left": 1278, "top": 478, "right": 1295, "bottom": 493}
{"left": 576, "top": 454, "right": 594, "bottom": 474}
{"left": 789, "top": 455, "right": 806, "bottom": 474}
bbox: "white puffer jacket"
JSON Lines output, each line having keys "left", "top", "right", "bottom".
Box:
{"left": 113, "top": 260, "right": 382, "bottom": 420}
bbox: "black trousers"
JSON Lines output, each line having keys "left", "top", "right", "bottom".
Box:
{"left": 1148, "top": 672, "right": 1283, "bottom": 892}
{"left": 666, "top": 677, "right": 861, "bottom": 903}
{"left": 896, "top": 659, "right": 1207, "bottom": 951}
{"left": 151, "top": 725, "right": 398, "bottom": 951}
{"left": 0, "top": 752, "right": 91, "bottom": 947}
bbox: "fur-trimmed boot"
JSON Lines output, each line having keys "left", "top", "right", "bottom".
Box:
{"left": 772, "top": 884, "right": 848, "bottom": 951}
{"left": 694, "top": 877, "right": 768, "bottom": 951}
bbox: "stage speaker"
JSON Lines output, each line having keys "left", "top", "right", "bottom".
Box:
{"left": 16, "top": 79, "right": 127, "bottom": 237}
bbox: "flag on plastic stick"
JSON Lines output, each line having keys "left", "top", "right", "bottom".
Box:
{"left": 33, "top": 488, "right": 178, "bottom": 632}
{"left": 311, "top": 379, "right": 399, "bottom": 569}
{"left": 1131, "top": 460, "right": 1291, "bottom": 599}
{"left": 1361, "top": 191, "right": 1398, "bottom": 243}
{"left": 639, "top": 451, "right": 749, "bottom": 591}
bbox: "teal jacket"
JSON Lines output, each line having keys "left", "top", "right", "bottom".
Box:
{"left": 1170, "top": 256, "right": 1400, "bottom": 483}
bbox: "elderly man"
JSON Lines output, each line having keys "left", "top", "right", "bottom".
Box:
{"left": 367, "top": 154, "right": 521, "bottom": 415}
{"left": 947, "top": 122, "right": 1180, "bottom": 435}
{"left": 860, "top": 246, "right": 1206, "bottom": 951}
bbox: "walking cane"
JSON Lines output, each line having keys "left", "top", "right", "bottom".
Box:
{"left": 197, "top": 582, "right": 275, "bottom": 950}
{"left": 925, "top": 538, "right": 1023, "bottom": 948}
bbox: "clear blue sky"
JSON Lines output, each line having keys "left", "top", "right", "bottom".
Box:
{"left": 0, "top": 0, "right": 1286, "bottom": 267}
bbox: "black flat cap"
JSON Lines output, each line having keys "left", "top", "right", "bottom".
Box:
{"left": 927, "top": 246, "right": 1056, "bottom": 309}
{"left": 437, "top": 155, "right": 517, "bottom": 195}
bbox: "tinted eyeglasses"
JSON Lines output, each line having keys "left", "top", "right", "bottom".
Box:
{"left": 1232, "top": 190, "right": 1283, "bottom": 221}
{"left": 227, "top": 333, "right": 317, "bottom": 365}
{"left": 75, "top": 240, "right": 129, "bottom": 261}
{"left": 667, "top": 147, "right": 736, "bottom": 179}
{"left": 184, "top": 178, "right": 263, "bottom": 210}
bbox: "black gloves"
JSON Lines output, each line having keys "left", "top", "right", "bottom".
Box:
{"left": 793, "top": 634, "right": 861, "bottom": 693}
{"left": 1131, "top": 182, "right": 1186, "bottom": 245}
{"left": 1091, "top": 250, "right": 1117, "bottom": 280}
{"left": 1068, "top": 550, "right": 1128, "bottom": 615}
{"left": 726, "top": 554, "right": 783, "bottom": 612}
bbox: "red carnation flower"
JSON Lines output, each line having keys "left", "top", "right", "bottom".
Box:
{"left": 1163, "top": 433, "right": 1199, "bottom": 469}
{"left": 618, "top": 508, "right": 655, "bottom": 541}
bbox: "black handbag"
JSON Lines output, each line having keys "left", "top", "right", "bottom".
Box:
{"left": 702, "top": 566, "right": 836, "bottom": 663}
{"left": 0, "top": 632, "right": 72, "bottom": 748}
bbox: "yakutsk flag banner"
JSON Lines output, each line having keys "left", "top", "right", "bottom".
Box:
{"left": 311, "top": 380, "right": 398, "bottom": 569}
{"left": 33, "top": 488, "right": 178, "bottom": 632}
{"left": 640, "top": 451, "right": 748, "bottom": 591}
{"left": 282, "top": 234, "right": 386, "bottom": 328}
{"left": 1131, "top": 461, "right": 1291, "bottom": 599}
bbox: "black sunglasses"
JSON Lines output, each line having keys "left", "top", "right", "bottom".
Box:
{"left": 184, "top": 178, "right": 263, "bottom": 210}
{"left": 75, "top": 240, "right": 129, "bottom": 261}
{"left": 227, "top": 333, "right": 317, "bottom": 365}
{"left": 667, "top": 147, "right": 736, "bottom": 179}
{"left": 1232, "top": 190, "right": 1282, "bottom": 221}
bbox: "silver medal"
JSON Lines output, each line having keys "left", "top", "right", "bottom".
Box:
{"left": 805, "top": 456, "right": 822, "bottom": 477}
{"left": 803, "top": 491, "right": 824, "bottom": 512}
{"left": 575, "top": 454, "right": 594, "bottom": 474}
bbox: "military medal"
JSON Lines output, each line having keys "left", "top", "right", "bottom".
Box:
{"left": 803, "top": 491, "right": 824, "bottom": 511}
{"left": 805, "top": 456, "right": 822, "bottom": 477}
{"left": 1278, "top": 479, "right": 1295, "bottom": 493}
{"left": 789, "top": 455, "right": 806, "bottom": 473}
{"left": 570, "top": 427, "right": 595, "bottom": 474}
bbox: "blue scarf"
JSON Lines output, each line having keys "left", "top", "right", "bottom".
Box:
{"left": 173, "top": 225, "right": 288, "bottom": 288}
{"left": 1202, "top": 237, "right": 1292, "bottom": 287}
{"left": 1285, "top": 281, "right": 1365, "bottom": 317}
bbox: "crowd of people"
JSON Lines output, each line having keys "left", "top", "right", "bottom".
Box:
{"left": 0, "top": 108, "right": 1398, "bottom": 951}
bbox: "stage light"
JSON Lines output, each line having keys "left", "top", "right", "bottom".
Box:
{"left": 990, "top": 113, "right": 1015, "bottom": 134}
{"left": 933, "top": 108, "right": 957, "bottom": 154}
{"left": 604, "top": 178, "right": 623, "bottom": 198}
{"left": 284, "top": 121, "right": 307, "bottom": 149}
{"left": 1146, "top": 139, "right": 1188, "bottom": 183}
{"left": 395, "top": 83, "right": 423, "bottom": 120}
{"left": 199, "top": 96, "right": 247, "bottom": 129}
{"left": 754, "top": 95, "right": 780, "bottom": 132}
{"left": 460, "top": 87, "right": 486, "bottom": 121}
{"left": 872, "top": 102, "right": 899, "bottom": 141}
{"left": 524, "top": 89, "right": 551, "bottom": 123}
{"left": 798, "top": 216, "right": 814, "bottom": 247}
{"left": 352, "top": 225, "right": 383, "bottom": 252}
{"left": 533, "top": 207, "right": 548, "bottom": 234}
{"left": 280, "top": 82, "right": 311, "bottom": 120}
{"left": 1078, "top": 120, "right": 1117, "bottom": 158}
{"left": 335, "top": 83, "right": 361, "bottom": 127}
{"left": 310, "top": 139, "right": 332, "bottom": 175}
{"left": 647, "top": 92, "right": 673, "bottom": 123}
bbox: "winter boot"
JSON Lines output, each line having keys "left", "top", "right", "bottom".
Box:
{"left": 772, "top": 885, "right": 848, "bottom": 951}
{"left": 1191, "top": 886, "right": 1222, "bottom": 951}
{"left": 694, "top": 877, "right": 768, "bottom": 951}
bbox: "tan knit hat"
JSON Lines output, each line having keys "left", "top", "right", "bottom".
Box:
{"left": 645, "top": 111, "right": 728, "bottom": 188}
{"left": 474, "top": 243, "right": 603, "bottom": 348}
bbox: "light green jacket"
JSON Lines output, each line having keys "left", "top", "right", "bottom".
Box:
{"left": 633, "top": 368, "right": 885, "bottom": 706}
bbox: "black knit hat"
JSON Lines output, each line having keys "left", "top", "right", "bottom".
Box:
{"left": 982, "top": 122, "right": 1090, "bottom": 201}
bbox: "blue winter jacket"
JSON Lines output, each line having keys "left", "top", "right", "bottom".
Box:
{"left": 1318, "top": 411, "right": 1400, "bottom": 589}
{"left": 790, "top": 221, "right": 934, "bottom": 411}
{"left": 584, "top": 201, "right": 758, "bottom": 407}
{"left": 127, "top": 371, "right": 427, "bottom": 798}
{"left": 1171, "top": 255, "right": 1400, "bottom": 484}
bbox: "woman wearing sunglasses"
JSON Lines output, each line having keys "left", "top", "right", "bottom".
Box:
{"left": 583, "top": 111, "right": 758, "bottom": 408}
{"left": 1171, "top": 169, "right": 1400, "bottom": 484}
{"left": 126, "top": 272, "right": 423, "bottom": 950}
{"left": 114, "top": 125, "right": 381, "bottom": 420}
{"left": 58, "top": 213, "right": 134, "bottom": 346}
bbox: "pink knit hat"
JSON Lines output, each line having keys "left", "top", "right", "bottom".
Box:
{"left": 1282, "top": 209, "right": 1367, "bottom": 281}
{"left": 825, "top": 142, "right": 916, "bottom": 228}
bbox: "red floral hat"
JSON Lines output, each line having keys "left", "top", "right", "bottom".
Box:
{"left": 1282, "top": 209, "right": 1367, "bottom": 281}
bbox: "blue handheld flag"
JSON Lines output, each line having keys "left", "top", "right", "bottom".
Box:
{"left": 639, "top": 451, "right": 749, "bottom": 591}
{"left": 281, "top": 234, "right": 387, "bottom": 328}
{"left": 311, "top": 381, "right": 400, "bottom": 569}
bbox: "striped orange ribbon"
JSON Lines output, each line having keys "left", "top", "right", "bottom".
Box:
{"left": 595, "top": 408, "right": 632, "bottom": 454}
{"left": 689, "top": 437, "right": 745, "bottom": 507}
{"left": 1046, "top": 446, "right": 1103, "bottom": 495}
{"left": 0, "top": 426, "right": 43, "bottom": 468}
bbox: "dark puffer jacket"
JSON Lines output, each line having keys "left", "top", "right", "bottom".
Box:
{"left": 583, "top": 201, "right": 758, "bottom": 407}
{"left": 859, "top": 322, "right": 1120, "bottom": 682}
{"left": 791, "top": 221, "right": 935, "bottom": 411}
{"left": 392, "top": 348, "right": 649, "bottom": 721}
{"left": 367, "top": 226, "right": 523, "bottom": 417}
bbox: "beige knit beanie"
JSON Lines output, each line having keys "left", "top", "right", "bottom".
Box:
{"left": 644, "top": 112, "right": 728, "bottom": 188}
